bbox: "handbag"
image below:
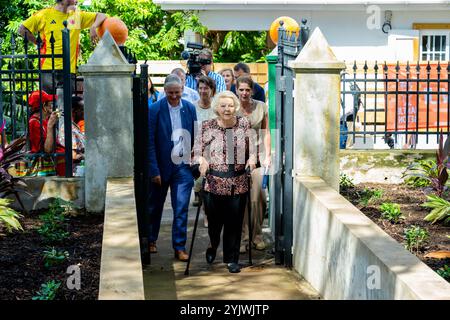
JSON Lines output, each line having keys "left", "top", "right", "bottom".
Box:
{"left": 25, "top": 155, "right": 56, "bottom": 177}
{"left": 190, "top": 164, "right": 201, "bottom": 180}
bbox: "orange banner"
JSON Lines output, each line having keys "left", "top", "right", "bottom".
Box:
{"left": 386, "top": 63, "right": 449, "bottom": 131}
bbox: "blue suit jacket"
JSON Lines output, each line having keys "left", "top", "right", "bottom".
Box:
{"left": 148, "top": 98, "right": 197, "bottom": 181}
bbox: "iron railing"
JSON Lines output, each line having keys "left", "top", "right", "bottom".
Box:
{"left": 273, "top": 19, "right": 309, "bottom": 267}
{"left": 0, "top": 25, "right": 73, "bottom": 176}
{"left": 341, "top": 61, "right": 450, "bottom": 149}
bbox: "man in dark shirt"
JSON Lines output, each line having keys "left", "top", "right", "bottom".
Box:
{"left": 231, "top": 62, "right": 266, "bottom": 102}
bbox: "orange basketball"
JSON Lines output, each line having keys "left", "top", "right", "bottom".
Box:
{"left": 97, "top": 17, "right": 128, "bottom": 46}
{"left": 269, "top": 16, "right": 300, "bottom": 45}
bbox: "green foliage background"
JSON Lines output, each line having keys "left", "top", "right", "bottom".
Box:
{"left": 0, "top": 0, "right": 271, "bottom": 64}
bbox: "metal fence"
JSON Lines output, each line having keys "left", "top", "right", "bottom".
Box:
{"left": 0, "top": 22, "right": 138, "bottom": 178}
{"left": 272, "top": 20, "right": 309, "bottom": 267}
{"left": 341, "top": 60, "right": 450, "bottom": 149}
{"left": 0, "top": 26, "right": 73, "bottom": 176}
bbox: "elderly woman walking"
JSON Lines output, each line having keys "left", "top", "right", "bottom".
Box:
{"left": 192, "top": 90, "right": 256, "bottom": 273}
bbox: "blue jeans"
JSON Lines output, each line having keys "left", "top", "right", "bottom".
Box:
{"left": 340, "top": 121, "right": 348, "bottom": 149}
{"left": 147, "top": 165, "right": 194, "bottom": 251}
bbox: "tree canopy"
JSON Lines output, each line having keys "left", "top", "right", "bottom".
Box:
{"left": 0, "top": 0, "right": 272, "bottom": 64}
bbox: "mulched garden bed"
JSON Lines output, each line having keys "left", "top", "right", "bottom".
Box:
{"left": 340, "top": 182, "right": 450, "bottom": 280}
{"left": 0, "top": 210, "right": 104, "bottom": 300}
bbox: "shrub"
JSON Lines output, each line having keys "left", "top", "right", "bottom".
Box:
{"left": 403, "top": 159, "right": 435, "bottom": 187}
{"left": 380, "top": 202, "right": 404, "bottom": 223}
{"left": 0, "top": 136, "right": 28, "bottom": 211}
{"left": 421, "top": 195, "right": 450, "bottom": 225}
{"left": 37, "top": 198, "right": 71, "bottom": 243}
{"left": 359, "top": 188, "right": 383, "bottom": 206}
{"left": 0, "top": 198, "right": 23, "bottom": 232}
{"left": 32, "top": 280, "right": 61, "bottom": 300}
{"left": 339, "top": 173, "right": 354, "bottom": 190}
{"left": 404, "top": 226, "right": 429, "bottom": 252}
{"left": 436, "top": 265, "right": 450, "bottom": 282}
{"left": 42, "top": 247, "right": 69, "bottom": 268}
{"left": 403, "top": 132, "right": 450, "bottom": 196}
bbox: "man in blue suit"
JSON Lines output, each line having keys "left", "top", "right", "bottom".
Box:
{"left": 148, "top": 74, "right": 197, "bottom": 261}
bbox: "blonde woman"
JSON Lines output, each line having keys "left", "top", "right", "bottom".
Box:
{"left": 218, "top": 68, "right": 235, "bottom": 91}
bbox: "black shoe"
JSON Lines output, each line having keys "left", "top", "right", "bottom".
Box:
{"left": 227, "top": 263, "right": 241, "bottom": 273}
{"left": 206, "top": 247, "right": 216, "bottom": 264}
{"left": 193, "top": 192, "right": 200, "bottom": 207}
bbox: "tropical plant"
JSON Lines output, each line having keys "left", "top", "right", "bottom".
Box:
{"left": 0, "top": 198, "right": 23, "bottom": 232}
{"left": 37, "top": 198, "right": 71, "bottom": 243}
{"left": 403, "top": 132, "right": 450, "bottom": 196}
{"left": 0, "top": 136, "right": 28, "bottom": 211}
{"left": 2, "top": 0, "right": 272, "bottom": 64}
{"left": 404, "top": 225, "right": 429, "bottom": 252}
{"left": 380, "top": 202, "right": 404, "bottom": 223}
{"left": 43, "top": 247, "right": 69, "bottom": 268}
{"left": 208, "top": 31, "right": 271, "bottom": 63}
{"left": 421, "top": 194, "right": 450, "bottom": 224}
{"left": 436, "top": 265, "right": 450, "bottom": 282}
{"left": 403, "top": 159, "right": 435, "bottom": 187}
{"left": 32, "top": 280, "right": 61, "bottom": 300}
{"left": 87, "top": 0, "right": 207, "bottom": 62}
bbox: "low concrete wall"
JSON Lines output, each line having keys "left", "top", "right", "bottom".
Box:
{"left": 98, "top": 178, "right": 144, "bottom": 300}
{"left": 293, "top": 176, "right": 450, "bottom": 300}
{"left": 8, "top": 177, "right": 84, "bottom": 211}
{"left": 340, "top": 150, "right": 435, "bottom": 184}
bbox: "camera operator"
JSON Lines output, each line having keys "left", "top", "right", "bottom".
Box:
{"left": 185, "top": 48, "right": 226, "bottom": 93}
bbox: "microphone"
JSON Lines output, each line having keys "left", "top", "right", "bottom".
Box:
{"left": 181, "top": 50, "right": 190, "bottom": 60}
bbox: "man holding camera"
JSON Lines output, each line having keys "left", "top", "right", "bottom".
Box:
{"left": 185, "top": 49, "right": 226, "bottom": 93}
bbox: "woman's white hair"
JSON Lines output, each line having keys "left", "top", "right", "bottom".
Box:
{"left": 211, "top": 90, "right": 240, "bottom": 116}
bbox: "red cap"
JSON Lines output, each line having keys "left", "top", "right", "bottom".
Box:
{"left": 28, "top": 90, "right": 56, "bottom": 111}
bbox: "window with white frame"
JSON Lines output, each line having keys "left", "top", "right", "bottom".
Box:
{"left": 420, "top": 30, "right": 449, "bottom": 61}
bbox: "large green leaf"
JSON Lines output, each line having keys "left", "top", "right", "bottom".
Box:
{"left": 422, "top": 195, "right": 450, "bottom": 224}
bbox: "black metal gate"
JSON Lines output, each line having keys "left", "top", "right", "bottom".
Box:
{"left": 133, "top": 63, "right": 151, "bottom": 265}
{"left": 272, "top": 20, "right": 309, "bottom": 267}
{"left": 0, "top": 26, "right": 73, "bottom": 177}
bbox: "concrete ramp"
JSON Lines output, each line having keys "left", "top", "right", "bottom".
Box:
{"left": 143, "top": 193, "right": 321, "bottom": 300}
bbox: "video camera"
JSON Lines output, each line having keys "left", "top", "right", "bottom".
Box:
{"left": 181, "top": 42, "right": 211, "bottom": 76}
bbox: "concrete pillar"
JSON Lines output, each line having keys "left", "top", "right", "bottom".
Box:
{"left": 290, "top": 28, "right": 346, "bottom": 191}
{"left": 78, "top": 31, "right": 136, "bottom": 212}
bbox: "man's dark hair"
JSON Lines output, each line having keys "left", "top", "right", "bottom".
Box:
{"left": 233, "top": 62, "right": 250, "bottom": 74}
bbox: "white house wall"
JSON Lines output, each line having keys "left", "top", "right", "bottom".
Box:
{"left": 198, "top": 10, "right": 450, "bottom": 61}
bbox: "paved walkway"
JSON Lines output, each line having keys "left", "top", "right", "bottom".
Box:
{"left": 142, "top": 192, "right": 321, "bottom": 300}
